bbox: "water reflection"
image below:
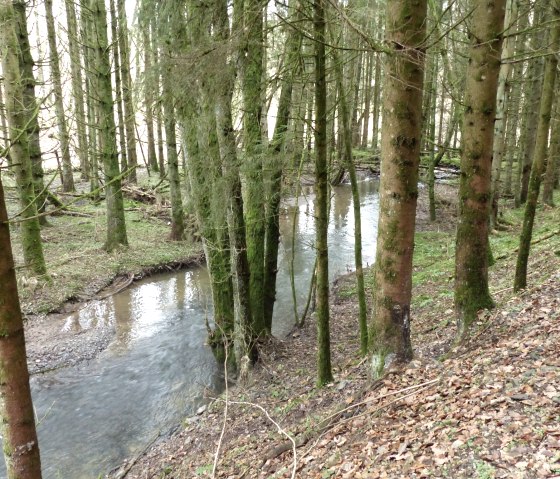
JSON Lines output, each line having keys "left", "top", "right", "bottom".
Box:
{"left": 1, "top": 180, "right": 379, "bottom": 478}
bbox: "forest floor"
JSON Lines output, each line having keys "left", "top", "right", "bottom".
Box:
{"left": 108, "top": 190, "right": 560, "bottom": 478}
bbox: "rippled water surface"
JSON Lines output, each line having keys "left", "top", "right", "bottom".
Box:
{"left": 1, "top": 180, "right": 379, "bottom": 478}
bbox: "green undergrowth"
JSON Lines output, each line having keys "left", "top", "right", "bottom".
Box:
{"left": 9, "top": 193, "right": 201, "bottom": 315}
{"left": 339, "top": 191, "right": 560, "bottom": 319}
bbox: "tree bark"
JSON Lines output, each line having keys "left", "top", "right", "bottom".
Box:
{"left": 514, "top": 2, "right": 559, "bottom": 291}
{"left": 89, "top": 0, "right": 128, "bottom": 250}
{"left": 117, "top": 0, "right": 138, "bottom": 183}
{"left": 64, "top": 0, "right": 89, "bottom": 181}
{"left": 454, "top": 0, "right": 505, "bottom": 333}
{"left": 1, "top": 0, "right": 47, "bottom": 277}
{"left": 0, "top": 172, "right": 43, "bottom": 479}
{"left": 314, "top": 0, "right": 333, "bottom": 386}
{"left": 45, "top": 0, "right": 75, "bottom": 192}
{"left": 13, "top": 0, "right": 48, "bottom": 224}
{"left": 542, "top": 103, "right": 559, "bottom": 205}
{"left": 370, "top": 0, "right": 427, "bottom": 376}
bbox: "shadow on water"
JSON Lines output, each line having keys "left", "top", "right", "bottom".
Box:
{"left": 0, "top": 179, "right": 379, "bottom": 478}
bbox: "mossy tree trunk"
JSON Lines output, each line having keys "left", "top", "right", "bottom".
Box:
{"left": 1, "top": 0, "right": 47, "bottom": 277}
{"left": 454, "top": 0, "right": 505, "bottom": 334}
{"left": 314, "top": 0, "right": 333, "bottom": 386}
{"left": 331, "top": 41, "right": 368, "bottom": 356}
{"left": 109, "top": 0, "right": 128, "bottom": 174}
{"left": 514, "top": 2, "right": 559, "bottom": 291}
{"left": 45, "top": 0, "right": 75, "bottom": 192}
{"left": 89, "top": 0, "right": 128, "bottom": 251}
{"left": 542, "top": 103, "right": 559, "bottom": 206}
{"left": 518, "top": 6, "right": 544, "bottom": 206}
{"left": 158, "top": 9, "right": 185, "bottom": 241}
{"left": 64, "top": 0, "right": 89, "bottom": 181}
{"left": 0, "top": 173, "right": 43, "bottom": 479}
{"left": 369, "top": 0, "right": 427, "bottom": 377}
{"left": 139, "top": 4, "right": 158, "bottom": 173}
{"left": 262, "top": 0, "right": 303, "bottom": 332}
{"left": 80, "top": 0, "right": 100, "bottom": 199}
{"left": 241, "top": 0, "right": 267, "bottom": 338}
{"left": 13, "top": 0, "right": 48, "bottom": 224}
{"left": 117, "top": 0, "right": 137, "bottom": 183}
{"left": 213, "top": 0, "right": 256, "bottom": 364}
{"left": 490, "top": 0, "right": 517, "bottom": 228}
{"left": 0, "top": 80, "right": 8, "bottom": 162}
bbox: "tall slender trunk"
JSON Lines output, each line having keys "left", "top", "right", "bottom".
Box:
{"left": 13, "top": 1, "right": 48, "bottom": 224}
{"left": 314, "top": 0, "right": 333, "bottom": 386}
{"left": 117, "top": 0, "right": 137, "bottom": 182}
{"left": 109, "top": 0, "right": 128, "bottom": 174}
{"left": 45, "top": 0, "right": 75, "bottom": 192}
{"left": 1, "top": 0, "right": 47, "bottom": 277}
{"left": 90, "top": 0, "right": 128, "bottom": 250}
{"left": 80, "top": 0, "right": 100, "bottom": 198}
{"left": 141, "top": 21, "right": 158, "bottom": 172}
{"left": 454, "top": 0, "right": 505, "bottom": 333}
{"left": 490, "top": 0, "right": 517, "bottom": 227}
{"left": 518, "top": 6, "right": 545, "bottom": 205}
{"left": 331, "top": 42, "right": 368, "bottom": 356}
{"left": 514, "top": 3, "right": 559, "bottom": 291}
{"left": 0, "top": 173, "right": 43, "bottom": 479}
{"left": 370, "top": 0, "right": 427, "bottom": 376}
{"left": 0, "top": 79, "right": 8, "bottom": 163}
{"left": 151, "top": 19, "right": 165, "bottom": 178}
{"left": 361, "top": 52, "right": 373, "bottom": 149}
{"left": 262, "top": 0, "right": 303, "bottom": 332}
{"left": 542, "top": 103, "right": 559, "bottom": 205}
{"left": 64, "top": 0, "right": 89, "bottom": 180}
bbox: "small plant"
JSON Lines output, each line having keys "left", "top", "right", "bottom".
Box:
{"left": 474, "top": 459, "right": 495, "bottom": 479}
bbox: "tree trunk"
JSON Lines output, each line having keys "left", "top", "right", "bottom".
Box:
{"left": 117, "top": 0, "right": 137, "bottom": 183}
{"left": 262, "top": 0, "right": 303, "bottom": 332}
{"left": 542, "top": 103, "right": 559, "bottom": 205}
{"left": 514, "top": 2, "right": 559, "bottom": 291}
{"left": 64, "top": 0, "right": 89, "bottom": 181}
{"left": 45, "top": 0, "right": 75, "bottom": 192}
{"left": 0, "top": 79, "right": 8, "bottom": 163}
{"left": 109, "top": 0, "right": 128, "bottom": 174}
{"left": 141, "top": 18, "right": 158, "bottom": 172}
{"left": 241, "top": 0, "right": 267, "bottom": 337}
{"left": 361, "top": 51, "right": 373, "bottom": 149}
{"left": 13, "top": 0, "right": 48, "bottom": 224}
{"left": 313, "top": 0, "right": 333, "bottom": 386}
{"left": 0, "top": 172, "right": 43, "bottom": 479}
{"left": 490, "top": 0, "right": 517, "bottom": 227}
{"left": 89, "top": 0, "right": 128, "bottom": 250}
{"left": 331, "top": 42, "right": 368, "bottom": 356}
{"left": 1, "top": 0, "right": 47, "bottom": 277}
{"left": 518, "top": 6, "right": 545, "bottom": 206}
{"left": 454, "top": 0, "right": 505, "bottom": 334}
{"left": 370, "top": 0, "right": 427, "bottom": 376}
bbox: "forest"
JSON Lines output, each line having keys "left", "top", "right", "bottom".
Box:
{"left": 0, "top": 0, "right": 559, "bottom": 476}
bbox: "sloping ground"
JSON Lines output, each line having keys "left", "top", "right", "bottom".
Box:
{"left": 110, "top": 196, "right": 559, "bottom": 479}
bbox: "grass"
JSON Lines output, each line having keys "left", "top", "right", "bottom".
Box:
{"left": 7, "top": 184, "right": 201, "bottom": 315}
{"left": 338, "top": 190, "right": 560, "bottom": 320}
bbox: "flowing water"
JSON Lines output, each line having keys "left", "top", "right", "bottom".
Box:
{"left": 1, "top": 179, "right": 379, "bottom": 478}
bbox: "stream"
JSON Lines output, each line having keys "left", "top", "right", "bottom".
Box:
{"left": 1, "top": 179, "right": 379, "bottom": 478}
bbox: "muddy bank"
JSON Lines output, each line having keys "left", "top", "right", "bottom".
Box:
{"left": 25, "top": 253, "right": 204, "bottom": 375}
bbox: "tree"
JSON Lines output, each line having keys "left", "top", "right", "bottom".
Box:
{"left": 117, "top": 0, "right": 138, "bottom": 183}
{"left": 369, "top": 0, "right": 427, "bottom": 377}
{"left": 13, "top": 0, "right": 48, "bottom": 224}
{"left": 0, "top": 173, "right": 43, "bottom": 479}
{"left": 514, "top": 1, "right": 560, "bottom": 291}
{"left": 45, "top": 0, "right": 75, "bottom": 192}
{"left": 313, "top": 0, "right": 333, "bottom": 386}
{"left": 1, "top": 0, "right": 47, "bottom": 277}
{"left": 64, "top": 0, "right": 89, "bottom": 180}
{"left": 89, "top": 0, "right": 128, "bottom": 250}
{"left": 454, "top": 0, "right": 506, "bottom": 333}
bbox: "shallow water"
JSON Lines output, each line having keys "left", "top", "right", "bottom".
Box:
{"left": 1, "top": 180, "right": 379, "bottom": 478}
